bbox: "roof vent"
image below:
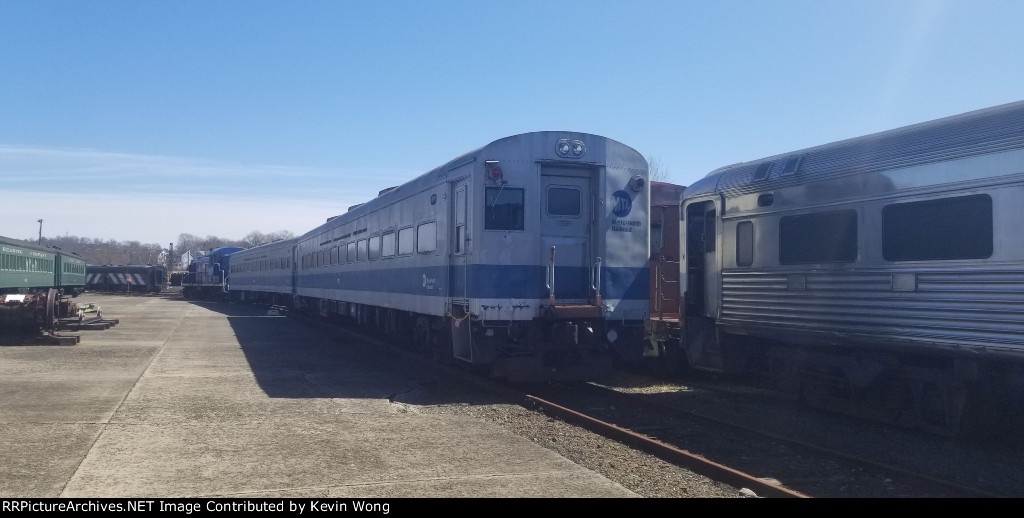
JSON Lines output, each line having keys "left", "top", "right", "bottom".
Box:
{"left": 781, "top": 154, "right": 805, "bottom": 175}
{"left": 752, "top": 162, "right": 774, "bottom": 181}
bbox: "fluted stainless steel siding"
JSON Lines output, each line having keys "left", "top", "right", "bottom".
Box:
{"left": 720, "top": 267, "right": 1024, "bottom": 353}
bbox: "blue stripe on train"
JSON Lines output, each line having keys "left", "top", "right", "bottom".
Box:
{"left": 292, "top": 264, "right": 649, "bottom": 301}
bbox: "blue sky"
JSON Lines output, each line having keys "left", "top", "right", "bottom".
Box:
{"left": 2, "top": 0, "right": 1023, "bottom": 248}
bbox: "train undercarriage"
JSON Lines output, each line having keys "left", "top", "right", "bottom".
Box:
{"left": 0, "top": 289, "right": 119, "bottom": 344}
{"left": 697, "top": 331, "right": 1023, "bottom": 439}
{"left": 291, "top": 296, "right": 616, "bottom": 383}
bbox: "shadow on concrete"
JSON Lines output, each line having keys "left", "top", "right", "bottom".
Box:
{"left": 185, "top": 300, "right": 509, "bottom": 407}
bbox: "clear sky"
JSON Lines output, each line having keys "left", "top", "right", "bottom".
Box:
{"left": 2, "top": 0, "right": 1023, "bottom": 249}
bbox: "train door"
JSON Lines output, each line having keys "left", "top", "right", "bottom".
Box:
{"left": 682, "top": 196, "right": 724, "bottom": 370}
{"left": 541, "top": 167, "right": 594, "bottom": 304}
{"left": 651, "top": 203, "right": 682, "bottom": 318}
{"left": 449, "top": 178, "right": 473, "bottom": 362}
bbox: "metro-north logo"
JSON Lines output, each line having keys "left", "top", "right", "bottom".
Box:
{"left": 612, "top": 190, "right": 633, "bottom": 217}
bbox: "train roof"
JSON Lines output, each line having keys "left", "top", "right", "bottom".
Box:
{"left": 204, "top": 246, "right": 245, "bottom": 262}
{"left": 86, "top": 264, "right": 167, "bottom": 269}
{"left": 301, "top": 131, "right": 643, "bottom": 239}
{"left": 0, "top": 235, "right": 84, "bottom": 259}
{"left": 651, "top": 181, "right": 686, "bottom": 207}
{"left": 232, "top": 237, "right": 300, "bottom": 256}
{"left": 685, "top": 100, "right": 1024, "bottom": 198}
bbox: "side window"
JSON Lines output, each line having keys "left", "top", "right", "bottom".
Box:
{"left": 883, "top": 194, "right": 992, "bottom": 261}
{"left": 357, "top": 239, "right": 368, "bottom": 261}
{"left": 368, "top": 235, "right": 381, "bottom": 260}
{"left": 417, "top": 221, "right": 437, "bottom": 253}
{"left": 347, "top": 242, "right": 356, "bottom": 262}
{"left": 780, "top": 210, "right": 858, "bottom": 264}
{"left": 382, "top": 231, "right": 396, "bottom": 258}
{"left": 455, "top": 188, "right": 467, "bottom": 255}
{"left": 651, "top": 221, "right": 664, "bottom": 253}
{"left": 398, "top": 227, "right": 414, "bottom": 255}
{"left": 485, "top": 187, "right": 525, "bottom": 230}
{"left": 704, "top": 210, "right": 716, "bottom": 252}
{"left": 736, "top": 221, "right": 753, "bottom": 267}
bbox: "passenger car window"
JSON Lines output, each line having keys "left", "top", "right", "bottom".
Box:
{"left": 417, "top": 222, "right": 436, "bottom": 253}
{"left": 382, "top": 231, "right": 396, "bottom": 258}
{"left": 780, "top": 210, "right": 857, "bottom": 264}
{"left": 398, "top": 227, "right": 414, "bottom": 255}
{"left": 736, "top": 221, "right": 753, "bottom": 267}
{"left": 368, "top": 235, "right": 380, "bottom": 260}
{"left": 883, "top": 194, "right": 992, "bottom": 261}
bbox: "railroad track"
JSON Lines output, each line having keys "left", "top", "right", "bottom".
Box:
{"left": 283, "top": 306, "right": 1020, "bottom": 498}
{"left": 524, "top": 377, "right": 1003, "bottom": 498}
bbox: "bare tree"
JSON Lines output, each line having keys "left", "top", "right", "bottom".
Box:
{"left": 243, "top": 231, "right": 268, "bottom": 248}
{"left": 243, "top": 230, "right": 295, "bottom": 248}
{"left": 267, "top": 230, "right": 295, "bottom": 242}
{"left": 176, "top": 233, "right": 204, "bottom": 259}
{"left": 646, "top": 155, "right": 672, "bottom": 183}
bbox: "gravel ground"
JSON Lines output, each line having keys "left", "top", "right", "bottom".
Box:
{"left": 397, "top": 372, "right": 750, "bottom": 499}
{"left": 392, "top": 358, "right": 1024, "bottom": 499}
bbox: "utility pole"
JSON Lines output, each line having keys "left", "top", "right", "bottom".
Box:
{"left": 37, "top": 219, "right": 43, "bottom": 243}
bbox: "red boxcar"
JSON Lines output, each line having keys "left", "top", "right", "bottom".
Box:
{"left": 646, "top": 181, "right": 685, "bottom": 366}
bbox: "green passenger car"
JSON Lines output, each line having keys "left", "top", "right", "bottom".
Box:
{"left": 0, "top": 238, "right": 57, "bottom": 292}
{"left": 57, "top": 253, "right": 86, "bottom": 295}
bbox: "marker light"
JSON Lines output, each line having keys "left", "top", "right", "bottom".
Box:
{"left": 485, "top": 161, "right": 503, "bottom": 182}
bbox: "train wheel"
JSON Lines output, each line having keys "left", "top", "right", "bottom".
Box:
{"left": 413, "top": 317, "right": 431, "bottom": 352}
{"left": 43, "top": 288, "right": 58, "bottom": 331}
{"left": 431, "top": 319, "right": 454, "bottom": 365}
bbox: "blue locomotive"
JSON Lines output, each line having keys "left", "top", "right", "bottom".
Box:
{"left": 181, "top": 246, "right": 244, "bottom": 300}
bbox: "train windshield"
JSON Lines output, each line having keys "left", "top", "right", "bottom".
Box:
{"left": 485, "top": 187, "right": 524, "bottom": 230}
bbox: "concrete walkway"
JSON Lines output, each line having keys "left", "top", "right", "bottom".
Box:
{"left": 0, "top": 294, "right": 637, "bottom": 498}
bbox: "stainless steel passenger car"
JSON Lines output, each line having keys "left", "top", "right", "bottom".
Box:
{"left": 679, "top": 101, "right": 1024, "bottom": 436}
{"left": 290, "top": 132, "right": 651, "bottom": 381}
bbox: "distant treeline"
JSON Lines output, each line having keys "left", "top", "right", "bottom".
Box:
{"left": 28, "top": 230, "right": 295, "bottom": 269}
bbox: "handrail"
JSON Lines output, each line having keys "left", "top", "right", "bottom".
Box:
{"left": 592, "top": 257, "right": 602, "bottom": 306}
{"left": 547, "top": 246, "right": 556, "bottom": 306}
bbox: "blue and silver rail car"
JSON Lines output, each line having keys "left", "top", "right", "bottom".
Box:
{"left": 182, "top": 246, "right": 245, "bottom": 300}
{"left": 294, "top": 131, "right": 651, "bottom": 381}
{"left": 678, "top": 100, "right": 1024, "bottom": 436}
{"left": 228, "top": 238, "right": 298, "bottom": 306}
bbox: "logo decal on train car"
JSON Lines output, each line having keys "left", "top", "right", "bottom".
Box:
{"left": 422, "top": 274, "right": 437, "bottom": 290}
{"left": 612, "top": 190, "right": 633, "bottom": 217}
{"left": 611, "top": 190, "right": 642, "bottom": 232}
